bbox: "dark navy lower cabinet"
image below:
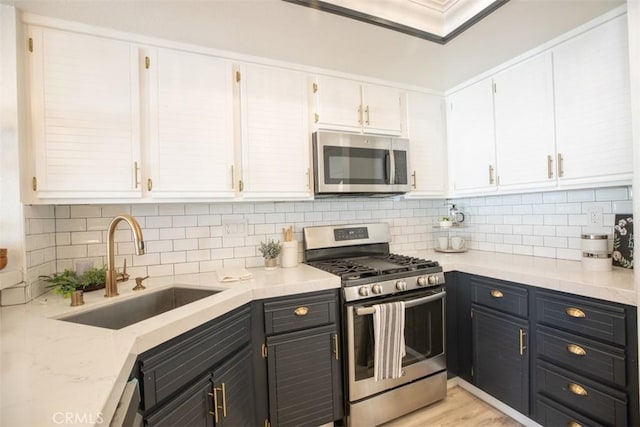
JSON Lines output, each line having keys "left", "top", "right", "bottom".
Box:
{"left": 144, "top": 346, "right": 255, "bottom": 427}
{"left": 134, "top": 305, "right": 257, "bottom": 426}
{"left": 465, "top": 274, "right": 530, "bottom": 415}
{"left": 261, "top": 290, "right": 343, "bottom": 427}
{"left": 533, "top": 289, "right": 639, "bottom": 427}
{"left": 472, "top": 306, "right": 529, "bottom": 415}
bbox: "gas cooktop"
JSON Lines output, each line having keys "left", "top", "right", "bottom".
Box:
{"left": 306, "top": 254, "right": 440, "bottom": 282}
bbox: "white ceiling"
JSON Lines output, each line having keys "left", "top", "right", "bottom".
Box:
{"left": 3, "top": 0, "right": 625, "bottom": 92}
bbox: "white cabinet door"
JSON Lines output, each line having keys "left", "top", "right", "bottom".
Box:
{"left": 315, "top": 75, "right": 362, "bottom": 133}
{"left": 494, "top": 53, "right": 556, "bottom": 190}
{"left": 28, "top": 27, "right": 141, "bottom": 199}
{"left": 147, "top": 48, "right": 235, "bottom": 198}
{"left": 553, "top": 15, "right": 632, "bottom": 186}
{"left": 447, "top": 78, "right": 497, "bottom": 194}
{"left": 314, "top": 75, "right": 404, "bottom": 136}
{"left": 239, "top": 64, "right": 311, "bottom": 199}
{"left": 361, "top": 83, "right": 403, "bottom": 135}
{"left": 405, "top": 91, "right": 446, "bottom": 197}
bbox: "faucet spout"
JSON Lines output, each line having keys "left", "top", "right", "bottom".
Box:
{"left": 105, "top": 214, "right": 145, "bottom": 297}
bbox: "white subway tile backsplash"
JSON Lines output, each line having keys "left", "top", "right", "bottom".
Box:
{"left": 595, "top": 187, "right": 628, "bottom": 201}
{"left": 19, "top": 187, "right": 630, "bottom": 302}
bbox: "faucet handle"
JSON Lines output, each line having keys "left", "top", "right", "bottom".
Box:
{"left": 116, "top": 258, "right": 129, "bottom": 282}
{"left": 133, "top": 275, "right": 149, "bottom": 291}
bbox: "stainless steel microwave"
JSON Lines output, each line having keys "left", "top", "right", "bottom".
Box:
{"left": 312, "top": 131, "right": 410, "bottom": 197}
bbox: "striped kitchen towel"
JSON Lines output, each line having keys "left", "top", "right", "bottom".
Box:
{"left": 373, "top": 301, "right": 406, "bottom": 381}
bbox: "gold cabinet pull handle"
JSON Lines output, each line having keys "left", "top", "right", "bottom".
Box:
{"left": 558, "top": 152, "right": 564, "bottom": 177}
{"left": 565, "top": 307, "right": 586, "bottom": 318}
{"left": 147, "top": 178, "right": 153, "bottom": 192}
{"left": 567, "top": 344, "right": 587, "bottom": 356}
{"left": 519, "top": 329, "right": 527, "bottom": 356}
{"left": 490, "top": 289, "right": 504, "bottom": 298}
{"left": 365, "top": 105, "right": 370, "bottom": 125}
{"left": 488, "top": 165, "right": 495, "bottom": 185}
{"left": 567, "top": 382, "right": 588, "bottom": 396}
{"left": 333, "top": 333, "right": 339, "bottom": 360}
{"left": 210, "top": 390, "right": 219, "bottom": 423}
{"left": 294, "top": 306, "right": 309, "bottom": 316}
{"left": 134, "top": 162, "right": 141, "bottom": 188}
{"left": 220, "top": 383, "right": 227, "bottom": 417}
{"left": 411, "top": 171, "right": 417, "bottom": 189}
{"left": 567, "top": 421, "right": 583, "bottom": 427}
{"left": 547, "top": 154, "right": 554, "bottom": 179}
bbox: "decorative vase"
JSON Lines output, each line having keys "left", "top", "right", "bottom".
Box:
{"left": 264, "top": 258, "right": 278, "bottom": 271}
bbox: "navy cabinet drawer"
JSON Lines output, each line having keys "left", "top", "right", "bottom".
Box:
{"left": 537, "top": 362, "right": 628, "bottom": 426}
{"left": 536, "top": 292, "right": 626, "bottom": 345}
{"left": 537, "top": 326, "right": 626, "bottom": 387}
{"left": 537, "top": 395, "right": 601, "bottom": 427}
{"left": 470, "top": 276, "right": 528, "bottom": 317}
{"left": 264, "top": 291, "right": 336, "bottom": 335}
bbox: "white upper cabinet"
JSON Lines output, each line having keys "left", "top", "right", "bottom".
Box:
{"left": 552, "top": 15, "right": 632, "bottom": 187}
{"left": 446, "top": 78, "right": 497, "bottom": 194}
{"left": 314, "top": 75, "right": 404, "bottom": 136}
{"left": 27, "top": 27, "right": 141, "bottom": 199}
{"left": 239, "top": 64, "right": 311, "bottom": 199}
{"left": 405, "top": 91, "right": 446, "bottom": 197}
{"left": 146, "top": 48, "right": 235, "bottom": 198}
{"left": 493, "top": 53, "right": 556, "bottom": 190}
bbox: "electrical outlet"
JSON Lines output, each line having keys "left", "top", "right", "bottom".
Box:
{"left": 586, "top": 207, "right": 603, "bottom": 226}
{"left": 222, "top": 218, "right": 247, "bottom": 236}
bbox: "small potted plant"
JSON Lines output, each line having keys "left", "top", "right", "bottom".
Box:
{"left": 258, "top": 239, "right": 282, "bottom": 270}
{"left": 438, "top": 217, "right": 452, "bottom": 227}
{"left": 40, "top": 266, "right": 107, "bottom": 298}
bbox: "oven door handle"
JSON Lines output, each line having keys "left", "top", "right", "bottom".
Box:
{"left": 354, "top": 290, "right": 445, "bottom": 316}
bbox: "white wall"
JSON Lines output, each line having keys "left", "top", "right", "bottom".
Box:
{"left": 0, "top": 4, "right": 25, "bottom": 290}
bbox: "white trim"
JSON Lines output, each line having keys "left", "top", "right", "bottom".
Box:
{"left": 448, "top": 377, "right": 542, "bottom": 427}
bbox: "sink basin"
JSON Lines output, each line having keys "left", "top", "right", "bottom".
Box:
{"left": 60, "top": 287, "right": 220, "bottom": 330}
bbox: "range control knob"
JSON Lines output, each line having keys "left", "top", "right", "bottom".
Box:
{"left": 428, "top": 275, "right": 440, "bottom": 285}
{"left": 417, "top": 276, "right": 428, "bottom": 287}
{"left": 395, "top": 280, "right": 406, "bottom": 291}
{"left": 372, "top": 284, "right": 383, "bottom": 294}
{"left": 358, "top": 286, "right": 370, "bottom": 297}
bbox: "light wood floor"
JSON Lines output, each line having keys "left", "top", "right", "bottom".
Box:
{"left": 382, "top": 386, "right": 524, "bottom": 427}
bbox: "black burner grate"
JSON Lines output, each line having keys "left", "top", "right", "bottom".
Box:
{"left": 307, "top": 254, "right": 439, "bottom": 281}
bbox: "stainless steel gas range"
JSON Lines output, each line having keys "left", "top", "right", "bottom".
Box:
{"left": 303, "top": 223, "right": 447, "bottom": 427}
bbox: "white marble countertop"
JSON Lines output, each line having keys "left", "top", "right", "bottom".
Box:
{"left": 0, "top": 250, "right": 635, "bottom": 426}
{"left": 0, "top": 264, "right": 340, "bottom": 427}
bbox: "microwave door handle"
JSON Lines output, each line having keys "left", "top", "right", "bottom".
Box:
{"left": 389, "top": 149, "right": 396, "bottom": 184}
{"left": 354, "top": 290, "right": 445, "bottom": 316}
{"left": 383, "top": 151, "right": 391, "bottom": 183}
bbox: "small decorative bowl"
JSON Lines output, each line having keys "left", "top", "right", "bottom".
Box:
{"left": 438, "top": 220, "right": 452, "bottom": 227}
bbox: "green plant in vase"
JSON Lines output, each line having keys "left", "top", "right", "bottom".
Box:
{"left": 258, "top": 239, "right": 282, "bottom": 269}
{"left": 41, "top": 265, "right": 107, "bottom": 298}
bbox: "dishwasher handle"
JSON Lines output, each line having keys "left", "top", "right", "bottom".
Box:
{"left": 355, "top": 290, "right": 445, "bottom": 316}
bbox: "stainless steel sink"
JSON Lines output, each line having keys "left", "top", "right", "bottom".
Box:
{"left": 60, "top": 287, "right": 220, "bottom": 330}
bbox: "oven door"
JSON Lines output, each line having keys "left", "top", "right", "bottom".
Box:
{"left": 313, "top": 131, "right": 410, "bottom": 195}
{"left": 345, "top": 288, "right": 446, "bottom": 402}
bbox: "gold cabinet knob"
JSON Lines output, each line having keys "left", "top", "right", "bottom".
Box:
{"left": 567, "top": 382, "right": 588, "bottom": 396}
{"left": 490, "top": 289, "right": 504, "bottom": 298}
{"left": 566, "top": 344, "right": 587, "bottom": 356}
{"left": 294, "top": 306, "right": 309, "bottom": 316}
{"left": 565, "top": 307, "right": 586, "bottom": 318}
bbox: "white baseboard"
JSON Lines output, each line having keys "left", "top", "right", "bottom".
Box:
{"left": 446, "top": 377, "right": 542, "bottom": 427}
